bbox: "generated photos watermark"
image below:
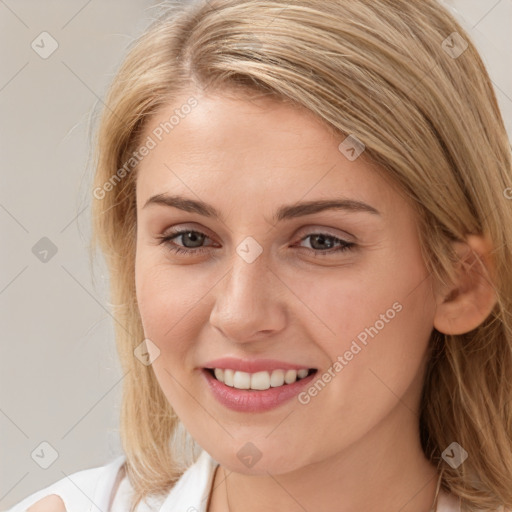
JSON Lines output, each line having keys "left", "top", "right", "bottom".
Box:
{"left": 298, "top": 301, "right": 403, "bottom": 405}
{"left": 93, "top": 96, "right": 198, "bottom": 200}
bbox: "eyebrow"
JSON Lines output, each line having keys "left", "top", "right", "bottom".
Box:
{"left": 142, "top": 193, "right": 381, "bottom": 223}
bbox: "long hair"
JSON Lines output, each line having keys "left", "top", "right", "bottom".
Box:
{"left": 90, "top": 1, "right": 512, "bottom": 510}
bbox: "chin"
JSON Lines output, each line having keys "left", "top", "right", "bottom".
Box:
{"left": 208, "top": 441, "right": 311, "bottom": 476}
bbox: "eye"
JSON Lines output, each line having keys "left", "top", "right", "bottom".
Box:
{"left": 156, "top": 229, "right": 216, "bottom": 256}
{"left": 294, "top": 233, "right": 356, "bottom": 256}
{"left": 156, "top": 228, "right": 356, "bottom": 257}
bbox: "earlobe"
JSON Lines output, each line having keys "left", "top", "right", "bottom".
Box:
{"left": 433, "top": 234, "right": 498, "bottom": 335}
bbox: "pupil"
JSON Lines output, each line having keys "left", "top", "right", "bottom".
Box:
{"left": 311, "top": 234, "right": 333, "bottom": 250}
{"left": 184, "top": 232, "right": 204, "bottom": 248}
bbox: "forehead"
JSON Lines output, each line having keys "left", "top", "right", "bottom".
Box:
{"left": 135, "top": 90, "right": 406, "bottom": 219}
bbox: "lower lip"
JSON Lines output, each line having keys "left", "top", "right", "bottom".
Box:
{"left": 201, "top": 368, "right": 317, "bottom": 412}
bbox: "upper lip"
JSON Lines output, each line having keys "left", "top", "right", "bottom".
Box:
{"left": 202, "top": 357, "right": 317, "bottom": 373}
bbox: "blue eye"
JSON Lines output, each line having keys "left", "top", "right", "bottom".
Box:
{"left": 156, "top": 229, "right": 356, "bottom": 257}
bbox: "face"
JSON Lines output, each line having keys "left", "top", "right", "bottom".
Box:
{"left": 134, "top": 89, "right": 438, "bottom": 475}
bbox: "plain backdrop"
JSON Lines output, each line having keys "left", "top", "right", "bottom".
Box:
{"left": 1, "top": 0, "right": 511, "bottom": 509}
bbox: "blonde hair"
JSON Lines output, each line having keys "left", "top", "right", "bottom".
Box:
{"left": 90, "top": 1, "right": 512, "bottom": 510}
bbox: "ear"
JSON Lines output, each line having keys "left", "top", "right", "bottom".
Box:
{"left": 433, "top": 234, "right": 497, "bottom": 335}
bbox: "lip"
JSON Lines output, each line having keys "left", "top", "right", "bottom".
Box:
{"left": 202, "top": 357, "right": 316, "bottom": 373}
{"left": 201, "top": 367, "right": 318, "bottom": 412}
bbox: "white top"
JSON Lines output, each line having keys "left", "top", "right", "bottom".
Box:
{"left": 6, "top": 449, "right": 463, "bottom": 512}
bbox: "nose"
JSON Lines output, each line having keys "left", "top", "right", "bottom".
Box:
{"left": 208, "top": 253, "right": 287, "bottom": 344}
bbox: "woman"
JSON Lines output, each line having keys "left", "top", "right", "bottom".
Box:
{"left": 11, "top": 0, "right": 512, "bottom": 511}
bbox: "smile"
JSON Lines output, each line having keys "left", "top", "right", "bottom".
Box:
{"left": 207, "top": 367, "right": 316, "bottom": 390}
{"left": 202, "top": 367, "right": 318, "bottom": 412}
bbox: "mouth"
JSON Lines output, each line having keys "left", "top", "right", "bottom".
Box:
{"left": 204, "top": 367, "right": 318, "bottom": 391}
{"left": 202, "top": 366, "right": 319, "bottom": 412}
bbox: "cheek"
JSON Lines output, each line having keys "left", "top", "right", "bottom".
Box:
{"left": 290, "top": 252, "right": 435, "bottom": 450}
{"left": 135, "top": 259, "right": 170, "bottom": 336}
{"left": 301, "top": 241, "right": 435, "bottom": 375}
{"left": 134, "top": 255, "right": 205, "bottom": 405}
{"left": 134, "top": 250, "right": 217, "bottom": 360}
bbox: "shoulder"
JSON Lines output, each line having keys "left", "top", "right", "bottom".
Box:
{"left": 6, "top": 455, "right": 126, "bottom": 512}
{"left": 26, "top": 494, "right": 66, "bottom": 512}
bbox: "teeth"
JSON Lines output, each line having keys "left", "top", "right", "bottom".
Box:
{"left": 270, "top": 369, "right": 285, "bottom": 387}
{"left": 211, "top": 368, "right": 313, "bottom": 390}
{"left": 297, "top": 369, "right": 308, "bottom": 379}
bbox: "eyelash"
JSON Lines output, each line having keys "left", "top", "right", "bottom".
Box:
{"left": 156, "top": 229, "right": 356, "bottom": 257}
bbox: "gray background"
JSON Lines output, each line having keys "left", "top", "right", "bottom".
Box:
{"left": 1, "top": 0, "right": 511, "bottom": 509}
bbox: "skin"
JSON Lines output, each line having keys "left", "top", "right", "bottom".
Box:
{"left": 133, "top": 88, "right": 497, "bottom": 512}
